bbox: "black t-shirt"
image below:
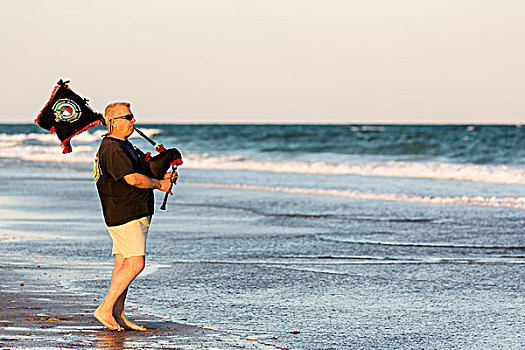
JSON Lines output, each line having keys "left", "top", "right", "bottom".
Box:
{"left": 94, "top": 136, "right": 154, "bottom": 226}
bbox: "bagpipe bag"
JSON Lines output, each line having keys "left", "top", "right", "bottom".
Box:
{"left": 136, "top": 147, "right": 183, "bottom": 180}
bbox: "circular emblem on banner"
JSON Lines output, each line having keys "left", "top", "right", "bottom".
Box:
{"left": 53, "top": 99, "right": 82, "bottom": 123}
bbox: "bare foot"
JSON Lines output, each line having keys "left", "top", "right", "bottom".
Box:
{"left": 94, "top": 309, "right": 124, "bottom": 331}
{"left": 115, "top": 312, "right": 147, "bottom": 331}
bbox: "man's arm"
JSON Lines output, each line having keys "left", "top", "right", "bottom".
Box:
{"left": 124, "top": 173, "right": 173, "bottom": 193}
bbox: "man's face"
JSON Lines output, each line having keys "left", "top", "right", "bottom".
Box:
{"left": 112, "top": 106, "right": 135, "bottom": 138}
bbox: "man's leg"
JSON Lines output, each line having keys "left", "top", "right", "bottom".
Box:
{"left": 112, "top": 287, "right": 147, "bottom": 331}
{"left": 110, "top": 255, "right": 146, "bottom": 330}
{"left": 94, "top": 254, "right": 145, "bottom": 331}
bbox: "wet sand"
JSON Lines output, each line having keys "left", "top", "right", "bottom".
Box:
{"left": 1, "top": 168, "right": 523, "bottom": 349}
{"left": 0, "top": 262, "right": 284, "bottom": 350}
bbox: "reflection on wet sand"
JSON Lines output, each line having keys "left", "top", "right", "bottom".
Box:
{"left": 95, "top": 331, "right": 127, "bottom": 350}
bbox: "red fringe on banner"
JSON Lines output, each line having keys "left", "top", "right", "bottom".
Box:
{"left": 59, "top": 119, "right": 103, "bottom": 154}
{"left": 34, "top": 83, "right": 66, "bottom": 126}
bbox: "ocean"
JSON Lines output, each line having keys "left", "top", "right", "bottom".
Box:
{"left": 1, "top": 123, "right": 524, "bottom": 349}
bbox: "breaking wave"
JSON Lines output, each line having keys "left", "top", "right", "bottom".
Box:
{"left": 183, "top": 155, "right": 525, "bottom": 185}
{"left": 1, "top": 128, "right": 525, "bottom": 185}
{"left": 187, "top": 182, "right": 525, "bottom": 209}
{"left": 0, "top": 128, "right": 161, "bottom": 146}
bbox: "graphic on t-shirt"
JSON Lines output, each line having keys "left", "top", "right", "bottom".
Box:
{"left": 93, "top": 153, "right": 101, "bottom": 182}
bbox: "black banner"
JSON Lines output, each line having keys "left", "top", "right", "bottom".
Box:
{"left": 35, "top": 80, "right": 103, "bottom": 153}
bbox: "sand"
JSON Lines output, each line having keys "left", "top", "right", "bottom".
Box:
{"left": 0, "top": 262, "right": 284, "bottom": 350}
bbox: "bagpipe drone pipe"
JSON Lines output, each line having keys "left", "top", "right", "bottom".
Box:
{"left": 34, "top": 79, "right": 183, "bottom": 210}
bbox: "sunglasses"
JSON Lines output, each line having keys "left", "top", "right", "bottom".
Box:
{"left": 113, "top": 114, "right": 134, "bottom": 121}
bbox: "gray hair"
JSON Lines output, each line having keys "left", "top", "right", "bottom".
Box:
{"left": 104, "top": 102, "right": 131, "bottom": 131}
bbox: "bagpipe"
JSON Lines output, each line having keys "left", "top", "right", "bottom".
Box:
{"left": 34, "top": 79, "right": 182, "bottom": 210}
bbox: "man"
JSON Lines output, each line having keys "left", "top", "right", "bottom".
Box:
{"left": 93, "top": 102, "right": 174, "bottom": 331}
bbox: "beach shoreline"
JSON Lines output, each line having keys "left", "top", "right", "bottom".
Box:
{"left": 1, "top": 122, "right": 524, "bottom": 349}
{"left": 0, "top": 256, "right": 284, "bottom": 350}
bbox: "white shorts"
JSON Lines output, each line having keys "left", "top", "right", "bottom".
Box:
{"left": 107, "top": 216, "right": 151, "bottom": 258}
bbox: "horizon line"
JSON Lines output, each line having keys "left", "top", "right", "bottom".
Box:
{"left": 0, "top": 121, "right": 522, "bottom": 126}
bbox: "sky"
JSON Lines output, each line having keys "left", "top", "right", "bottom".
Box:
{"left": 0, "top": 0, "right": 524, "bottom": 124}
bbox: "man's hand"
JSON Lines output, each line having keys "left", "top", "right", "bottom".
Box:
{"left": 163, "top": 171, "right": 178, "bottom": 183}
{"left": 158, "top": 179, "right": 174, "bottom": 195}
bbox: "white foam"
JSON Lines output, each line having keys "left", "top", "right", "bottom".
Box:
{"left": 182, "top": 156, "right": 525, "bottom": 185}
{"left": 0, "top": 132, "right": 60, "bottom": 145}
{"left": 318, "top": 237, "right": 525, "bottom": 250}
{"left": 0, "top": 129, "right": 162, "bottom": 164}
{"left": 140, "top": 263, "right": 170, "bottom": 277}
{"left": 0, "top": 144, "right": 96, "bottom": 164}
{"left": 189, "top": 182, "right": 525, "bottom": 209}
{"left": 0, "top": 128, "right": 160, "bottom": 145}
{"left": 2, "top": 131, "right": 525, "bottom": 184}
{"left": 0, "top": 229, "right": 75, "bottom": 242}
{"left": 71, "top": 128, "right": 161, "bottom": 142}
